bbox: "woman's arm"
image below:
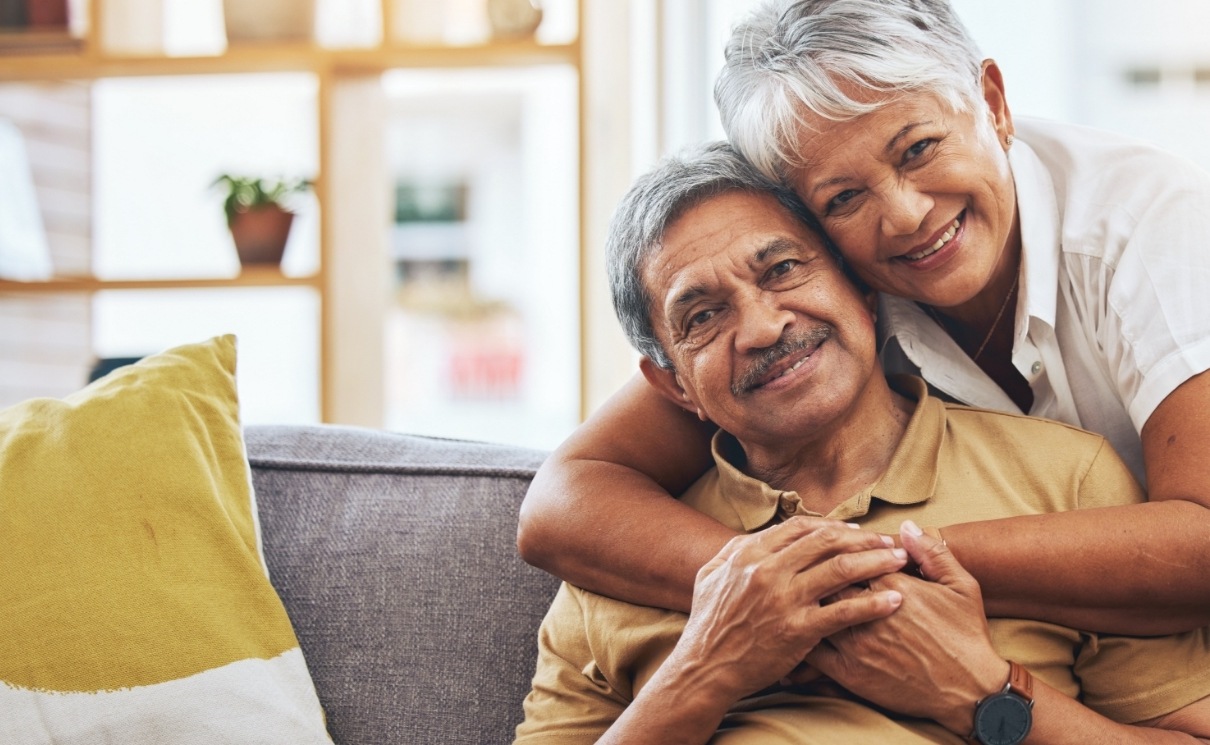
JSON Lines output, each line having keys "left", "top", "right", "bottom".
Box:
{"left": 517, "top": 373, "right": 734, "bottom": 613}
{"left": 519, "top": 368, "right": 1210, "bottom": 631}
{"left": 941, "top": 500, "right": 1210, "bottom": 634}
{"left": 945, "top": 370, "right": 1210, "bottom": 635}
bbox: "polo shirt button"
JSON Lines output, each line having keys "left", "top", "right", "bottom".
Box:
{"left": 1031, "top": 361, "right": 1042, "bottom": 375}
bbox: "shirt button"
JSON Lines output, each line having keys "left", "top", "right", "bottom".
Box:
{"left": 1031, "top": 361, "right": 1042, "bottom": 375}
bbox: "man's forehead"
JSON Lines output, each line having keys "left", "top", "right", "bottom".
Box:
{"left": 658, "top": 192, "right": 831, "bottom": 275}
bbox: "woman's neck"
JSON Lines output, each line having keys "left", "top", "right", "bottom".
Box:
{"left": 920, "top": 214, "right": 1033, "bottom": 411}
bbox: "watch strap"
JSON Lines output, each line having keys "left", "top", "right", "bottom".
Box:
{"left": 1005, "top": 660, "right": 1034, "bottom": 703}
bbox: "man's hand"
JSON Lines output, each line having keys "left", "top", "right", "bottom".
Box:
{"left": 806, "top": 520, "right": 1009, "bottom": 736}
{"left": 668, "top": 516, "right": 909, "bottom": 707}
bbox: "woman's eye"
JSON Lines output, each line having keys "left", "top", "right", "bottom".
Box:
{"left": 904, "top": 138, "right": 935, "bottom": 161}
{"left": 826, "top": 189, "right": 859, "bottom": 214}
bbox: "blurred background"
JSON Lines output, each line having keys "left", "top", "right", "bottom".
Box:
{"left": 2, "top": 0, "right": 1208, "bottom": 449}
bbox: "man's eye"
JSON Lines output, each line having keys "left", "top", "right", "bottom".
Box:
{"left": 687, "top": 309, "right": 716, "bottom": 330}
{"left": 767, "top": 260, "right": 798, "bottom": 280}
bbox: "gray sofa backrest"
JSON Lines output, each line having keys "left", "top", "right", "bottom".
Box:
{"left": 245, "top": 425, "right": 558, "bottom": 745}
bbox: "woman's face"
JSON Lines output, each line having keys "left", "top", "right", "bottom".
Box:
{"left": 787, "top": 62, "right": 1018, "bottom": 310}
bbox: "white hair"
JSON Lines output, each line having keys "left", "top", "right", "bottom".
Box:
{"left": 716, "top": 0, "right": 985, "bottom": 180}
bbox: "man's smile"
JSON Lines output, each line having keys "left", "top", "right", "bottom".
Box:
{"left": 733, "top": 326, "right": 832, "bottom": 395}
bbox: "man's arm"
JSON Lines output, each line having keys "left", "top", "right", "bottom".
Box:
{"left": 517, "top": 373, "right": 730, "bottom": 613}
{"left": 809, "top": 524, "right": 1210, "bottom": 743}
{"left": 596, "top": 518, "right": 907, "bottom": 745}
{"left": 1139, "top": 697, "right": 1210, "bottom": 741}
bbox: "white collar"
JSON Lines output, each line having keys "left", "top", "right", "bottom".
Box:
{"left": 1008, "top": 136, "right": 1063, "bottom": 338}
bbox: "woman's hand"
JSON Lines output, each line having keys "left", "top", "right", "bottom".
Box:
{"left": 806, "top": 521, "right": 1008, "bottom": 736}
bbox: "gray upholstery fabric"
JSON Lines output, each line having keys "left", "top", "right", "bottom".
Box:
{"left": 245, "top": 425, "right": 559, "bottom": 745}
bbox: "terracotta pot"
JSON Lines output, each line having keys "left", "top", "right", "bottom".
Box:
{"left": 228, "top": 204, "right": 294, "bottom": 267}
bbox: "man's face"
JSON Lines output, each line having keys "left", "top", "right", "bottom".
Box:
{"left": 643, "top": 190, "right": 880, "bottom": 448}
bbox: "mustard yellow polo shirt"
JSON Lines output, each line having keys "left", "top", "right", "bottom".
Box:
{"left": 515, "top": 376, "right": 1210, "bottom": 744}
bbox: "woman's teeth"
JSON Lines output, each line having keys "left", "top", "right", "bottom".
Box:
{"left": 905, "top": 218, "right": 961, "bottom": 261}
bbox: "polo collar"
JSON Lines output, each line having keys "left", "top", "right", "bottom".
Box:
{"left": 709, "top": 375, "right": 941, "bottom": 528}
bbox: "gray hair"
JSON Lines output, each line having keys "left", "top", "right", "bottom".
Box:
{"left": 716, "top": 0, "right": 984, "bottom": 180}
{"left": 607, "top": 141, "right": 823, "bottom": 369}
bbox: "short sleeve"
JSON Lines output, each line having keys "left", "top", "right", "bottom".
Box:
{"left": 1095, "top": 184, "right": 1210, "bottom": 430}
{"left": 513, "top": 584, "right": 629, "bottom": 744}
{"left": 1075, "top": 627, "right": 1210, "bottom": 723}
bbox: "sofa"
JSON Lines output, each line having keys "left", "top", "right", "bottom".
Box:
{"left": 245, "top": 423, "right": 559, "bottom": 745}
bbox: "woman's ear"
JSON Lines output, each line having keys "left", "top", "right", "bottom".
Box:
{"left": 980, "top": 59, "right": 1014, "bottom": 148}
{"left": 639, "top": 356, "right": 707, "bottom": 420}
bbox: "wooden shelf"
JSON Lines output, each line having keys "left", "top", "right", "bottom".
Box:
{"left": 0, "top": 29, "right": 82, "bottom": 55}
{"left": 0, "top": 268, "right": 320, "bottom": 293}
{"left": 0, "top": 40, "right": 580, "bottom": 81}
{"left": 332, "top": 40, "right": 580, "bottom": 72}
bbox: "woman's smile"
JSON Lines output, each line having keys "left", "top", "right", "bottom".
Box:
{"left": 903, "top": 214, "right": 963, "bottom": 262}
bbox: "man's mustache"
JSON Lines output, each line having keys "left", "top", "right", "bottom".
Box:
{"left": 732, "top": 326, "right": 831, "bottom": 396}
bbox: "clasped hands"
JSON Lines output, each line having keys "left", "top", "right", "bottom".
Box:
{"left": 674, "top": 516, "right": 1010, "bottom": 736}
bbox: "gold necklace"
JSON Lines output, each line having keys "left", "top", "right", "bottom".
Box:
{"left": 924, "top": 273, "right": 1019, "bottom": 362}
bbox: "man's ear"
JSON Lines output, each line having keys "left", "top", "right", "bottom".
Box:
{"left": 639, "top": 356, "right": 704, "bottom": 419}
{"left": 980, "top": 59, "right": 1014, "bottom": 148}
{"left": 864, "top": 288, "right": 879, "bottom": 322}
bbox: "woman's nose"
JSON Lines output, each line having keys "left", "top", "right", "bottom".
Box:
{"left": 878, "top": 180, "right": 933, "bottom": 238}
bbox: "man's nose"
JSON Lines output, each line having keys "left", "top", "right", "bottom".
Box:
{"left": 735, "top": 293, "right": 794, "bottom": 354}
{"left": 878, "top": 179, "right": 933, "bottom": 238}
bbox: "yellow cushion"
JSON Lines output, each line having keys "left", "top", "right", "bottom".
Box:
{"left": 0, "top": 335, "right": 332, "bottom": 743}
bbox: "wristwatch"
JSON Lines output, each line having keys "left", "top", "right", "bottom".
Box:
{"left": 970, "top": 660, "right": 1034, "bottom": 745}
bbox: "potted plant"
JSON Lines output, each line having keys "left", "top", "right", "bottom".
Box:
{"left": 213, "top": 174, "right": 311, "bottom": 268}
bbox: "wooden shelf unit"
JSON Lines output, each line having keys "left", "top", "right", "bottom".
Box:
{"left": 0, "top": 0, "right": 585, "bottom": 426}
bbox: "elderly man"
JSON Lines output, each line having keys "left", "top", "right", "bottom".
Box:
{"left": 513, "top": 143, "right": 1210, "bottom": 745}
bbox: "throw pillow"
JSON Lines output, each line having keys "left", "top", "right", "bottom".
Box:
{"left": 0, "top": 335, "right": 332, "bottom": 744}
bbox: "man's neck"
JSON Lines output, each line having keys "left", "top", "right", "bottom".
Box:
{"left": 740, "top": 376, "right": 914, "bottom": 515}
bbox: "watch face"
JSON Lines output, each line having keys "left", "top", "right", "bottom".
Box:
{"left": 974, "top": 693, "right": 1032, "bottom": 745}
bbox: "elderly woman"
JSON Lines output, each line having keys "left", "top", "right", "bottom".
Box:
{"left": 518, "top": 0, "right": 1210, "bottom": 635}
